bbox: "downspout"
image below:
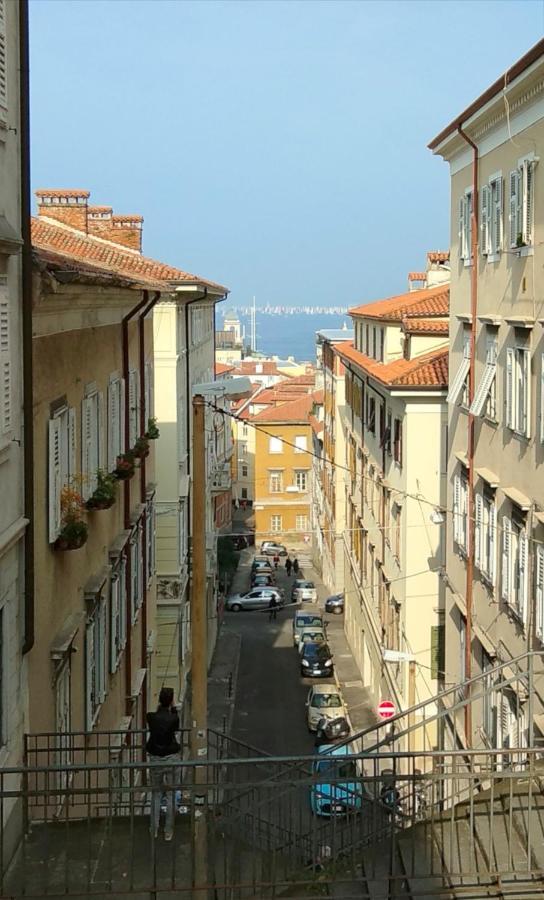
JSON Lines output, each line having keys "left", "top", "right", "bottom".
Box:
{"left": 184, "top": 289, "right": 208, "bottom": 485}
{"left": 20, "top": 0, "right": 34, "bottom": 655}
{"left": 457, "top": 125, "right": 479, "bottom": 746}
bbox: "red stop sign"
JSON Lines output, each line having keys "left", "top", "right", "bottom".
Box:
{"left": 377, "top": 699, "right": 396, "bottom": 720}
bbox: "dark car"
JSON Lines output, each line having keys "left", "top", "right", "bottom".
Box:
{"left": 300, "top": 642, "right": 334, "bottom": 678}
{"left": 325, "top": 593, "right": 344, "bottom": 615}
{"left": 251, "top": 572, "right": 275, "bottom": 588}
{"left": 315, "top": 716, "right": 351, "bottom": 747}
{"left": 231, "top": 534, "right": 249, "bottom": 551}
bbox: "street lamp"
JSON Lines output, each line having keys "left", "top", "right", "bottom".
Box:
{"left": 190, "top": 375, "right": 252, "bottom": 894}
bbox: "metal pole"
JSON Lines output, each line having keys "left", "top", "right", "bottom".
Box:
{"left": 191, "top": 393, "right": 209, "bottom": 895}
{"left": 408, "top": 659, "right": 416, "bottom": 753}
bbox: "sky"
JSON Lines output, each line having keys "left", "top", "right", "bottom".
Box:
{"left": 29, "top": 0, "right": 542, "bottom": 308}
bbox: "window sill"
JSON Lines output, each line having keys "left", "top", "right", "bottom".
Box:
{"left": 485, "top": 252, "right": 501, "bottom": 264}
{"left": 479, "top": 572, "right": 495, "bottom": 592}
{"left": 514, "top": 246, "right": 534, "bottom": 258}
{"left": 483, "top": 416, "right": 499, "bottom": 428}
{"left": 463, "top": 259, "right": 473, "bottom": 268}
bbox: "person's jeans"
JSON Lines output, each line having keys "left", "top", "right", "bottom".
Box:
{"left": 148, "top": 753, "right": 180, "bottom": 835}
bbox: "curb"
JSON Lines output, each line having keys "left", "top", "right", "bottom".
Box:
{"left": 223, "top": 628, "right": 242, "bottom": 736}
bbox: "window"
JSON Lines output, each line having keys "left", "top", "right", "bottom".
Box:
{"left": 448, "top": 329, "right": 471, "bottom": 406}
{"left": 481, "top": 175, "right": 503, "bottom": 258}
{"left": 506, "top": 345, "right": 531, "bottom": 437}
{"left": 108, "top": 374, "right": 124, "bottom": 470}
{"left": 241, "top": 488, "right": 248, "bottom": 500}
{"left": 453, "top": 470, "right": 468, "bottom": 553}
{"left": 458, "top": 189, "right": 473, "bottom": 262}
{"left": 241, "top": 464, "right": 248, "bottom": 477}
{"left": 85, "top": 597, "right": 107, "bottom": 729}
{"left": 536, "top": 544, "right": 544, "bottom": 642}
{"left": 110, "top": 558, "right": 127, "bottom": 673}
{"left": 392, "top": 503, "right": 401, "bottom": 560}
{"left": 270, "top": 515, "right": 282, "bottom": 533}
{"left": 239, "top": 440, "right": 248, "bottom": 457}
{"left": 81, "top": 386, "right": 103, "bottom": 501}
{"left": 48, "top": 406, "right": 76, "bottom": 543}
{"left": 146, "top": 499, "right": 156, "bottom": 584}
{"left": 501, "top": 514, "right": 529, "bottom": 624}
{"left": 367, "top": 396, "right": 376, "bottom": 435}
{"left": 393, "top": 418, "right": 402, "bottom": 465}
{"left": 296, "top": 515, "right": 308, "bottom": 531}
{"left": 269, "top": 470, "right": 283, "bottom": 493}
{"left": 384, "top": 410, "right": 392, "bottom": 456}
{"left": 0, "top": 278, "right": 11, "bottom": 434}
{"left": 129, "top": 525, "right": 144, "bottom": 623}
{"left": 430, "top": 623, "right": 445, "bottom": 681}
{"left": 378, "top": 328, "right": 385, "bottom": 362}
{"left": 294, "top": 435, "right": 307, "bottom": 454}
{"left": 470, "top": 335, "right": 497, "bottom": 419}
{"left": 0, "top": 1, "right": 7, "bottom": 120}
{"left": 365, "top": 324, "right": 370, "bottom": 356}
{"left": 242, "top": 424, "right": 248, "bottom": 437}
{"left": 509, "top": 156, "right": 536, "bottom": 248}
{"left": 474, "top": 487, "right": 497, "bottom": 584}
{"left": 144, "top": 360, "right": 153, "bottom": 428}
{"left": 458, "top": 614, "right": 467, "bottom": 688}
{"left": 269, "top": 436, "right": 282, "bottom": 454}
{"left": 295, "top": 470, "right": 308, "bottom": 492}
{"left": 128, "top": 369, "right": 140, "bottom": 448}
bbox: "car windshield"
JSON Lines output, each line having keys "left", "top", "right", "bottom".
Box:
{"left": 301, "top": 633, "right": 324, "bottom": 643}
{"left": 304, "top": 643, "right": 331, "bottom": 660}
{"left": 311, "top": 693, "right": 342, "bottom": 709}
{"left": 296, "top": 615, "right": 322, "bottom": 627}
{"left": 316, "top": 758, "right": 357, "bottom": 779}
{"left": 299, "top": 582, "right": 314, "bottom": 589}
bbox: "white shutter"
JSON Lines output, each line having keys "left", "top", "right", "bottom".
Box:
{"left": 481, "top": 185, "right": 490, "bottom": 255}
{"left": 98, "top": 601, "right": 107, "bottom": 702}
{"left": 502, "top": 517, "right": 512, "bottom": 602}
{"left": 466, "top": 191, "right": 473, "bottom": 258}
{"left": 519, "top": 531, "right": 529, "bottom": 625}
{"left": 541, "top": 354, "right": 544, "bottom": 444}
{"left": 0, "top": 0, "right": 7, "bottom": 117}
{"left": 493, "top": 177, "right": 503, "bottom": 252}
{"left": 536, "top": 545, "right": 544, "bottom": 641}
{"left": 509, "top": 170, "right": 521, "bottom": 248}
{"left": 0, "top": 285, "right": 11, "bottom": 433}
{"left": 108, "top": 377, "right": 119, "bottom": 470}
{"left": 97, "top": 391, "right": 105, "bottom": 473}
{"left": 453, "top": 475, "right": 461, "bottom": 544}
{"left": 48, "top": 418, "right": 62, "bottom": 542}
{"left": 110, "top": 575, "right": 120, "bottom": 673}
{"left": 128, "top": 370, "right": 139, "bottom": 447}
{"left": 506, "top": 348, "right": 515, "bottom": 430}
{"left": 489, "top": 503, "right": 497, "bottom": 586}
{"left": 119, "top": 557, "right": 127, "bottom": 649}
{"left": 447, "top": 356, "right": 470, "bottom": 405}
{"left": 85, "top": 620, "right": 95, "bottom": 731}
{"left": 120, "top": 376, "right": 126, "bottom": 455}
{"left": 470, "top": 362, "right": 496, "bottom": 416}
{"left": 522, "top": 160, "right": 534, "bottom": 245}
{"left": 522, "top": 350, "right": 531, "bottom": 439}
{"left": 81, "top": 398, "right": 93, "bottom": 500}
{"left": 474, "top": 493, "right": 483, "bottom": 569}
{"left": 458, "top": 197, "right": 466, "bottom": 259}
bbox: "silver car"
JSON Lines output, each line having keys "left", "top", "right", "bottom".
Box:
{"left": 226, "top": 587, "right": 284, "bottom": 612}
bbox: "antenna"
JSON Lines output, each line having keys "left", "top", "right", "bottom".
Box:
{"left": 251, "top": 296, "right": 257, "bottom": 353}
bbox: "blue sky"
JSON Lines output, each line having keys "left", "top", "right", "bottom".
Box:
{"left": 29, "top": 0, "right": 541, "bottom": 307}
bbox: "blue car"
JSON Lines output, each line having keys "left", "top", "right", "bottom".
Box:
{"left": 310, "top": 743, "right": 366, "bottom": 816}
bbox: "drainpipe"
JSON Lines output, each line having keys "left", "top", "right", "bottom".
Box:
{"left": 184, "top": 289, "right": 209, "bottom": 486}
{"left": 457, "top": 125, "right": 479, "bottom": 746}
{"left": 20, "top": 0, "right": 34, "bottom": 655}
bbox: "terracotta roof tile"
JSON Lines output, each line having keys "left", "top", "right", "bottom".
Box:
{"left": 235, "top": 360, "right": 281, "bottom": 375}
{"left": 215, "top": 362, "right": 236, "bottom": 375}
{"left": 31, "top": 216, "right": 228, "bottom": 292}
{"left": 408, "top": 272, "right": 426, "bottom": 281}
{"left": 402, "top": 318, "right": 449, "bottom": 336}
{"left": 88, "top": 206, "right": 112, "bottom": 214}
{"left": 349, "top": 286, "right": 449, "bottom": 321}
{"left": 337, "top": 343, "right": 449, "bottom": 389}
{"left": 36, "top": 188, "right": 90, "bottom": 198}
{"left": 427, "top": 250, "right": 450, "bottom": 263}
{"left": 312, "top": 389, "right": 324, "bottom": 404}
{"left": 309, "top": 414, "right": 324, "bottom": 435}
{"left": 251, "top": 394, "right": 314, "bottom": 423}
{"left": 33, "top": 245, "right": 163, "bottom": 290}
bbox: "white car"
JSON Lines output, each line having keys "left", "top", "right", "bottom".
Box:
{"left": 297, "top": 626, "right": 327, "bottom": 654}
{"left": 225, "top": 587, "right": 284, "bottom": 611}
{"left": 292, "top": 610, "right": 324, "bottom": 646}
{"left": 306, "top": 684, "right": 347, "bottom": 732}
{"left": 292, "top": 580, "right": 318, "bottom": 603}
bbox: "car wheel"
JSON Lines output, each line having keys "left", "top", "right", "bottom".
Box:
{"left": 333, "top": 607, "right": 343, "bottom": 615}
{"left": 230, "top": 603, "right": 242, "bottom": 612}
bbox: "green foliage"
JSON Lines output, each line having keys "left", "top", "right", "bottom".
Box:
{"left": 217, "top": 536, "right": 240, "bottom": 593}
{"left": 146, "top": 417, "right": 160, "bottom": 440}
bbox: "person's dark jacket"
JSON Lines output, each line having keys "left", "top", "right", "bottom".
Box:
{"left": 146, "top": 706, "right": 180, "bottom": 757}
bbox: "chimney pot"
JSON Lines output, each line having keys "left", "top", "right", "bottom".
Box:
{"left": 35, "top": 189, "right": 90, "bottom": 232}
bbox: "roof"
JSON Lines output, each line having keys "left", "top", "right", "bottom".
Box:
{"left": 33, "top": 245, "right": 164, "bottom": 291}
{"left": 312, "top": 389, "right": 324, "bottom": 404}
{"left": 427, "top": 251, "right": 449, "bottom": 264}
{"left": 402, "top": 318, "right": 449, "bottom": 336}
{"left": 36, "top": 188, "right": 90, "bottom": 198}
{"left": 316, "top": 329, "right": 355, "bottom": 342}
{"left": 252, "top": 394, "right": 314, "bottom": 424}
{"left": 349, "top": 286, "right": 449, "bottom": 321}
{"left": 336, "top": 343, "right": 449, "bottom": 389}
{"left": 236, "top": 360, "right": 281, "bottom": 375}
{"left": 309, "top": 414, "right": 324, "bottom": 436}
{"left": 215, "top": 362, "right": 236, "bottom": 375}
{"left": 428, "top": 38, "right": 544, "bottom": 150}
{"left": 408, "top": 272, "right": 426, "bottom": 281}
{"left": 31, "top": 216, "right": 228, "bottom": 292}
{"left": 254, "top": 387, "right": 309, "bottom": 405}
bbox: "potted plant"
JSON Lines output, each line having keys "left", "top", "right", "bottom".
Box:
{"left": 145, "top": 417, "right": 160, "bottom": 440}
{"left": 133, "top": 436, "right": 150, "bottom": 459}
{"left": 516, "top": 232, "right": 527, "bottom": 249}
{"left": 113, "top": 450, "right": 135, "bottom": 480}
{"left": 54, "top": 486, "right": 88, "bottom": 551}
{"left": 86, "top": 469, "right": 117, "bottom": 510}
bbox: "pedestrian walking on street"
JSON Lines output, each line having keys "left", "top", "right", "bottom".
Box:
{"left": 273, "top": 553, "right": 279, "bottom": 569}
{"left": 293, "top": 557, "right": 300, "bottom": 575}
{"left": 285, "top": 557, "right": 292, "bottom": 577}
{"left": 146, "top": 687, "right": 180, "bottom": 841}
{"left": 268, "top": 594, "right": 278, "bottom": 621}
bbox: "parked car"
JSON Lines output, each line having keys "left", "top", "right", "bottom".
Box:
{"left": 292, "top": 580, "right": 318, "bottom": 603}
{"left": 261, "top": 541, "right": 288, "bottom": 557}
{"left": 315, "top": 716, "right": 350, "bottom": 747}
{"left": 306, "top": 684, "right": 347, "bottom": 731}
{"left": 325, "top": 593, "right": 344, "bottom": 615}
{"left": 251, "top": 572, "right": 275, "bottom": 589}
{"left": 225, "top": 587, "right": 284, "bottom": 612}
{"left": 300, "top": 642, "right": 334, "bottom": 677}
{"left": 292, "top": 610, "right": 324, "bottom": 646}
{"left": 297, "top": 627, "right": 327, "bottom": 654}
{"left": 310, "top": 744, "right": 365, "bottom": 816}
{"left": 251, "top": 559, "right": 274, "bottom": 577}
{"left": 251, "top": 555, "right": 272, "bottom": 570}
{"left": 231, "top": 534, "right": 249, "bottom": 551}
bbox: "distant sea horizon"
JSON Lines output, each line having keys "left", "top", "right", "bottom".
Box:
{"left": 218, "top": 310, "right": 351, "bottom": 363}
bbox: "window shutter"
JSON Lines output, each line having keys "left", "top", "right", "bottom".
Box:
{"left": 536, "top": 545, "right": 544, "bottom": 641}
{"left": 506, "top": 348, "right": 515, "bottom": 430}
{"left": 0, "top": 285, "right": 11, "bottom": 433}
{"left": 501, "top": 517, "right": 512, "bottom": 602}
{"left": 108, "top": 378, "right": 119, "bottom": 470}
{"left": 523, "top": 161, "right": 534, "bottom": 245}
{"left": 509, "top": 170, "right": 521, "bottom": 248}
{"left": 522, "top": 350, "right": 531, "bottom": 439}
{"left": 119, "top": 557, "right": 127, "bottom": 649}
{"left": 489, "top": 503, "right": 497, "bottom": 586}
{"left": 453, "top": 475, "right": 461, "bottom": 544}
{"left": 85, "top": 620, "right": 95, "bottom": 731}
{"left": 110, "top": 575, "right": 120, "bottom": 673}
{"left": 466, "top": 192, "right": 473, "bottom": 258}
{"left": 447, "top": 356, "right": 471, "bottom": 405}
{"left": 81, "top": 398, "right": 93, "bottom": 500}
{"left": 474, "top": 493, "right": 483, "bottom": 568}
{"left": 519, "top": 531, "right": 529, "bottom": 625}
{"left": 48, "top": 418, "right": 62, "bottom": 543}
{"left": 493, "top": 177, "right": 503, "bottom": 252}
{"left": 470, "top": 361, "right": 496, "bottom": 417}
{"left": 98, "top": 602, "right": 107, "bottom": 702}
{"left": 128, "top": 370, "right": 138, "bottom": 448}
{"left": 119, "top": 376, "right": 126, "bottom": 455}
{"left": 541, "top": 354, "right": 544, "bottom": 444}
{"left": 458, "top": 197, "right": 465, "bottom": 259}
{"left": 97, "top": 391, "right": 105, "bottom": 472}
{"left": 0, "top": 0, "right": 7, "bottom": 118}
{"left": 481, "top": 185, "right": 490, "bottom": 255}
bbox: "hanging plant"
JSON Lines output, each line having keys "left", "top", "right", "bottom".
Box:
{"left": 133, "top": 436, "right": 150, "bottom": 459}
{"left": 86, "top": 470, "right": 117, "bottom": 510}
{"left": 113, "top": 451, "right": 136, "bottom": 480}
{"left": 55, "top": 486, "right": 88, "bottom": 551}
{"left": 145, "top": 417, "right": 160, "bottom": 440}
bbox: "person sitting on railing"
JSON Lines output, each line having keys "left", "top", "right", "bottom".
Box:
{"left": 146, "top": 687, "right": 180, "bottom": 841}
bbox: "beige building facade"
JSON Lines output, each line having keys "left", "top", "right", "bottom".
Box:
{"left": 430, "top": 38, "right": 544, "bottom": 749}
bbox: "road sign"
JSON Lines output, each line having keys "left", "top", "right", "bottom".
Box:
{"left": 377, "top": 699, "right": 396, "bottom": 720}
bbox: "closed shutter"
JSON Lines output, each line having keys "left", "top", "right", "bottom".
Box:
{"left": 0, "top": 283, "right": 11, "bottom": 433}
{"left": 493, "top": 177, "right": 503, "bottom": 252}
{"left": 110, "top": 575, "right": 120, "bottom": 673}
{"left": 509, "top": 170, "right": 521, "bottom": 248}
{"left": 98, "top": 601, "right": 107, "bottom": 703}
{"left": 502, "top": 517, "right": 512, "bottom": 602}
{"left": 108, "top": 377, "right": 119, "bottom": 470}
{"left": 119, "top": 557, "right": 127, "bottom": 649}
{"left": 474, "top": 493, "right": 483, "bottom": 569}
{"left": 97, "top": 391, "right": 105, "bottom": 474}
{"left": 519, "top": 531, "right": 529, "bottom": 625}
{"left": 541, "top": 354, "right": 544, "bottom": 443}
{"left": 489, "top": 503, "right": 497, "bottom": 586}
{"left": 430, "top": 624, "right": 445, "bottom": 680}
{"left": 81, "top": 398, "right": 93, "bottom": 500}
{"left": 536, "top": 545, "right": 544, "bottom": 641}
{"left": 523, "top": 160, "right": 534, "bottom": 245}
{"left": 85, "top": 620, "right": 95, "bottom": 731}
{"left": 48, "top": 418, "right": 62, "bottom": 542}
{"left": 128, "top": 370, "right": 138, "bottom": 448}
{"left": 453, "top": 475, "right": 461, "bottom": 544}
{"left": 521, "top": 350, "right": 531, "bottom": 438}
{"left": 458, "top": 197, "right": 466, "bottom": 259}
{"left": 506, "top": 348, "right": 515, "bottom": 430}
{"left": 481, "top": 185, "right": 490, "bottom": 255}
{"left": 0, "top": 0, "right": 7, "bottom": 118}
{"left": 466, "top": 192, "right": 473, "bottom": 257}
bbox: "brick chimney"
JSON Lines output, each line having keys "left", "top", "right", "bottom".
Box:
{"left": 110, "top": 215, "right": 143, "bottom": 253}
{"left": 36, "top": 189, "right": 90, "bottom": 232}
{"left": 87, "top": 206, "right": 113, "bottom": 236}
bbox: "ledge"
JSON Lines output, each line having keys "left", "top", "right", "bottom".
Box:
{"left": 504, "top": 316, "right": 534, "bottom": 329}
{"left": 534, "top": 511, "right": 544, "bottom": 527}
{"left": 84, "top": 566, "right": 110, "bottom": 601}
{"left": 455, "top": 313, "right": 473, "bottom": 323}
{"left": 130, "top": 667, "right": 147, "bottom": 701}
{"left": 51, "top": 611, "right": 84, "bottom": 660}
{"left": 477, "top": 315, "right": 502, "bottom": 326}
{"left": 109, "top": 529, "right": 131, "bottom": 561}
{"left": 455, "top": 450, "right": 469, "bottom": 467}
{"left": 502, "top": 485, "right": 532, "bottom": 511}
{"left": 475, "top": 466, "right": 500, "bottom": 488}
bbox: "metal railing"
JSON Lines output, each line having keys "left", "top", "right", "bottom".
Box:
{"left": 3, "top": 743, "right": 544, "bottom": 897}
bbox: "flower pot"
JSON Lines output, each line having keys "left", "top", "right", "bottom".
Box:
{"left": 134, "top": 449, "right": 150, "bottom": 460}
{"left": 114, "top": 466, "right": 135, "bottom": 481}
{"left": 86, "top": 495, "right": 115, "bottom": 511}
{"left": 54, "top": 532, "right": 88, "bottom": 551}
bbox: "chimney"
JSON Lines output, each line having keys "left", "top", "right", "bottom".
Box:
{"left": 36, "top": 189, "right": 90, "bottom": 232}
{"left": 408, "top": 271, "right": 426, "bottom": 292}
{"left": 87, "top": 205, "right": 113, "bottom": 236}
{"left": 110, "top": 215, "right": 143, "bottom": 253}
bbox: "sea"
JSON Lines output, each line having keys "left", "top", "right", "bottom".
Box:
{"left": 219, "top": 311, "right": 351, "bottom": 363}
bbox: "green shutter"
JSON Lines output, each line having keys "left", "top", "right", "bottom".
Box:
{"left": 431, "top": 624, "right": 445, "bottom": 680}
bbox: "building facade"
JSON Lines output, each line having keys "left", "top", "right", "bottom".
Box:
{"left": 430, "top": 38, "right": 544, "bottom": 749}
